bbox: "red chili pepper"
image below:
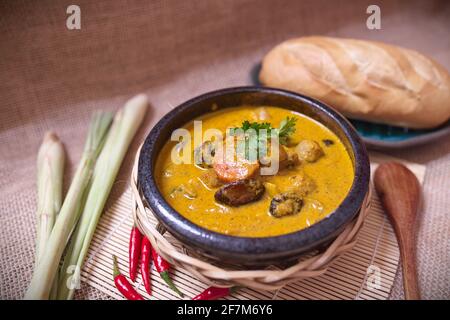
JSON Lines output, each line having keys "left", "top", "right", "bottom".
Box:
{"left": 129, "top": 225, "right": 143, "bottom": 282}
{"left": 140, "top": 236, "right": 152, "bottom": 295}
{"left": 151, "top": 247, "right": 184, "bottom": 297}
{"left": 112, "top": 255, "right": 144, "bottom": 300}
{"left": 192, "top": 286, "right": 236, "bottom": 300}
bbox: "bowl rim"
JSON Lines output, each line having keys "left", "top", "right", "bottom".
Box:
{"left": 138, "top": 86, "right": 370, "bottom": 260}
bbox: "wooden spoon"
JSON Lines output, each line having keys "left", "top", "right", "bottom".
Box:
{"left": 374, "top": 162, "right": 421, "bottom": 300}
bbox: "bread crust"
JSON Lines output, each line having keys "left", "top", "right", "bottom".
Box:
{"left": 259, "top": 36, "right": 450, "bottom": 129}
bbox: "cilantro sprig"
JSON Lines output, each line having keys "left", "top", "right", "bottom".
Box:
{"left": 277, "top": 116, "right": 297, "bottom": 145}
{"left": 229, "top": 116, "right": 297, "bottom": 145}
{"left": 239, "top": 120, "right": 273, "bottom": 133}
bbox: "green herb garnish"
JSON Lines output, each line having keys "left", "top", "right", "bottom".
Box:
{"left": 278, "top": 116, "right": 297, "bottom": 145}
{"left": 228, "top": 116, "right": 297, "bottom": 160}
{"left": 240, "top": 120, "right": 273, "bottom": 133}
{"left": 230, "top": 116, "right": 297, "bottom": 145}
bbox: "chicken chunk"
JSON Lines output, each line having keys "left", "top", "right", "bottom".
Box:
{"left": 260, "top": 145, "right": 299, "bottom": 171}
{"left": 280, "top": 148, "right": 300, "bottom": 169}
{"left": 286, "top": 172, "right": 316, "bottom": 197}
{"left": 260, "top": 144, "right": 287, "bottom": 166}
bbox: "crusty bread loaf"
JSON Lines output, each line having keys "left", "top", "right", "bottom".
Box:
{"left": 259, "top": 36, "right": 450, "bottom": 129}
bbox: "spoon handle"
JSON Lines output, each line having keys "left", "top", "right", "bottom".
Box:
{"left": 374, "top": 162, "right": 421, "bottom": 300}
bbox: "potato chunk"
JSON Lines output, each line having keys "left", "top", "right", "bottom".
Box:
{"left": 264, "top": 182, "right": 280, "bottom": 197}
{"left": 295, "top": 140, "right": 324, "bottom": 162}
{"left": 199, "top": 169, "right": 222, "bottom": 189}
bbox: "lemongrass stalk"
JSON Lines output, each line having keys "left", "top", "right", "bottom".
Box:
{"left": 58, "top": 94, "right": 148, "bottom": 300}
{"left": 25, "top": 111, "right": 113, "bottom": 300}
{"left": 35, "top": 132, "right": 65, "bottom": 264}
{"left": 35, "top": 132, "right": 65, "bottom": 300}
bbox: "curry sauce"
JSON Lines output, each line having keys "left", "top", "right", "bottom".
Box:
{"left": 155, "top": 106, "right": 354, "bottom": 237}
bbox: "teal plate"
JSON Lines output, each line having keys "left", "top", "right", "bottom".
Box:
{"left": 251, "top": 63, "right": 450, "bottom": 150}
{"left": 349, "top": 120, "right": 450, "bottom": 150}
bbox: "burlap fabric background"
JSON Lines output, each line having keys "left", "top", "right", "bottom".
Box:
{"left": 0, "top": 0, "right": 448, "bottom": 300}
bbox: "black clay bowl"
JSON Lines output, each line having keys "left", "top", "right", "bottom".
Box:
{"left": 138, "top": 86, "right": 370, "bottom": 265}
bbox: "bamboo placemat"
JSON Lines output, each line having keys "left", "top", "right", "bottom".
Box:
{"left": 80, "top": 153, "right": 425, "bottom": 300}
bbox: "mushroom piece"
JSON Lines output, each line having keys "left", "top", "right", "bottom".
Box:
{"left": 194, "top": 140, "right": 216, "bottom": 168}
{"left": 295, "top": 140, "right": 324, "bottom": 162}
{"left": 269, "top": 193, "right": 303, "bottom": 218}
{"left": 214, "top": 178, "right": 265, "bottom": 206}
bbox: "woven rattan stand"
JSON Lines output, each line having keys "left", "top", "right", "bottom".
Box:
{"left": 131, "top": 148, "right": 372, "bottom": 291}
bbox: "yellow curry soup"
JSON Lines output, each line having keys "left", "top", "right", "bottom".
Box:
{"left": 155, "top": 106, "right": 354, "bottom": 237}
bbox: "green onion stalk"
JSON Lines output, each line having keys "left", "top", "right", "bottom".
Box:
{"left": 25, "top": 111, "right": 113, "bottom": 300}
{"left": 57, "top": 94, "right": 148, "bottom": 300}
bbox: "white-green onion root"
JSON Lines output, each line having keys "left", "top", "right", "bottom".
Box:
{"left": 25, "top": 111, "right": 113, "bottom": 300}
{"left": 35, "top": 132, "right": 65, "bottom": 264}
{"left": 58, "top": 94, "right": 148, "bottom": 300}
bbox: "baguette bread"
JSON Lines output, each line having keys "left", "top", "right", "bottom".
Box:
{"left": 259, "top": 36, "right": 450, "bottom": 129}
